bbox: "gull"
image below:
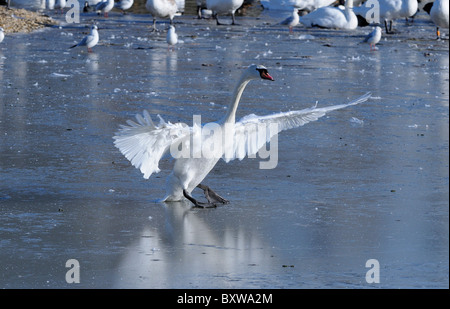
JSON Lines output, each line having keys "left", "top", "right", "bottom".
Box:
{"left": 115, "top": 0, "right": 134, "bottom": 14}
{"left": 166, "top": 25, "right": 178, "bottom": 51}
{"left": 424, "top": 0, "right": 449, "bottom": 39}
{"left": 96, "top": 0, "right": 115, "bottom": 17}
{"left": 146, "top": 0, "right": 178, "bottom": 32}
{"left": 279, "top": 8, "right": 300, "bottom": 34}
{"left": 113, "top": 65, "right": 371, "bottom": 208}
{"left": 361, "top": 26, "right": 382, "bottom": 51}
{"left": 70, "top": 25, "right": 99, "bottom": 53}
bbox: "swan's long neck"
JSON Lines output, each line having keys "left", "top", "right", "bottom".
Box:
{"left": 222, "top": 74, "right": 252, "bottom": 124}
{"left": 344, "top": 0, "right": 354, "bottom": 13}
{"left": 344, "top": 0, "right": 355, "bottom": 21}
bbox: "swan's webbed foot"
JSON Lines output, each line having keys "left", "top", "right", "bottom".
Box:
{"left": 183, "top": 189, "right": 217, "bottom": 208}
{"left": 197, "top": 184, "right": 230, "bottom": 204}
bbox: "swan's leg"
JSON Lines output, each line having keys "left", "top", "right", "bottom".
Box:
{"left": 183, "top": 189, "right": 217, "bottom": 208}
{"left": 151, "top": 18, "right": 158, "bottom": 32}
{"left": 197, "top": 184, "right": 230, "bottom": 204}
{"left": 231, "top": 13, "right": 237, "bottom": 25}
{"left": 214, "top": 13, "right": 223, "bottom": 25}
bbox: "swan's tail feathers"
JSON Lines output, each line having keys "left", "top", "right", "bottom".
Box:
{"left": 227, "top": 92, "right": 371, "bottom": 162}
{"left": 113, "top": 111, "right": 191, "bottom": 179}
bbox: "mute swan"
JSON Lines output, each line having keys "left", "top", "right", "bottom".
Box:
{"left": 424, "top": 0, "right": 449, "bottom": 39}
{"left": 115, "top": 0, "right": 134, "bottom": 14}
{"left": 206, "top": 0, "right": 244, "bottom": 25}
{"left": 70, "top": 25, "right": 99, "bottom": 53}
{"left": 353, "top": 0, "right": 418, "bottom": 34}
{"left": 146, "top": 0, "right": 178, "bottom": 32}
{"left": 166, "top": 25, "right": 178, "bottom": 50}
{"left": 279, "top": 9, "right": 300, "bottom": 33}
{"left": 96, "top": 0, "right": 115, "bottom": 17}
{"left": 361, "top": 26, "right": 382, "bottom": 51}
{"left": 300, "top": 0, "right": 358, "bottom": 30}
{"left": 114, "top": 65, "right": 371, "bottom": 207}
{"left": 261, "top": 0, "right": 336, "bottom": 12}
{"left": 0, "top": 28, "right": 4, "bottom": 44}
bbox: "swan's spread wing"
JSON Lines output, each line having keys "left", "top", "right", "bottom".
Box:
{"left": 113, "top": 111, "right": 191, "bottom": 179}
{"left": 224, "top": 92, "right": 371, "bottom": 161}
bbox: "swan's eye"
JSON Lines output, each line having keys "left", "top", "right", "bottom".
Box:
{"left": 258, "top": 69, "right": 274, "bottom": 81}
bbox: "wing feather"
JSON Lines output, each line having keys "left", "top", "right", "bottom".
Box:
{"left": 223, "top": 92, "right": 371, "bottom": 162}
{"left": 113, "top": 112, "right": 191, "bottom": 179}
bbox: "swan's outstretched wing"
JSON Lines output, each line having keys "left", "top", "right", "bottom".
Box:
{"left": 113, "top": 111, "right": 191, "bottom": 179}
{"left": 224, "top": 92, "right": 371, "bottom": 161}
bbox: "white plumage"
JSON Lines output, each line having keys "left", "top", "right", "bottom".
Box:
{"left": 206, "top": 0, "right": 244, "bottom": 25}
{"left": 353, "top": 0, "right": 418, "bottom": 34}
{"left": 430, "top": 0, "right": 449, "bottom": 39}
{"left": 96, "top": 0, "right": 115, "bottom": 17}
{"left": 362, "top": 26, "right": 382, "bottom": 50}
{"left": 166, "top": 25, "right": 178, "bottom": 50}
{"left": 70, "top": 25, "right": 99, "bottom": 53}
{"left": 300, "top": 0, "right": 358, "bottom": 30}
{"left": 115, "top": 0, "right": 134, "bottom": 13}
{"left": 279, "top": 9, "right": 300, "bottom": 33}
{"left": 114, "top": 65, "right": 371, "bottom": 207}
{"left": 146, "top": 0, "right": 178, "bottom": 32}
{"left": 0, "top": 27, "right": 4, "bottom": 44}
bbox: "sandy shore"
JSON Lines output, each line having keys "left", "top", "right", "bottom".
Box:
{"left": 0, "top": 5, "right": 57, "bottom": 33}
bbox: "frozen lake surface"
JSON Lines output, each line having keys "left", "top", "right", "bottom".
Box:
{"left": 0, "top": 8, "right": 448, "bottom": 288}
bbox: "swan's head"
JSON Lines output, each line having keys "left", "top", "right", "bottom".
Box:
{"left": 91, "top": 25, "right": 98, "bottom": 31}
{"left": 246, "top": 64, "right": 274, "bottom": 81}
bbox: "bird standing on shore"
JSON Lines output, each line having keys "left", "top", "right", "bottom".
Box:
{"left": 423, "top": 0, "right": 449, "bottom": 39}
{"left": 166, "top": 25, "right": 178, "bottom": 51}
{"left": 206, "top": 0, "right": 244, "bottom": 25}
{"left": 115, "top": 0, "right": 134, "bottom": 14}
{"left": 96, "top": 0, "right": 115, "bottom": 17}
{"left": 70, "top": 25, "right": 99, "bottom": 53}
{"left": 362, "top": 26, "right": 382, "bottom": 51}
{"left": 279, "top": 9, "right": 300, "bottom": 34}
{"left": 146, "top": 0, "right": 178, "bottom": 32}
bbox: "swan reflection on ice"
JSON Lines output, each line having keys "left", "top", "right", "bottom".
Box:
{"left": 113, "top": 65, "right": 371, "bottom": 208}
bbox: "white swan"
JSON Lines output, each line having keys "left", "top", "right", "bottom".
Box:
{"left": 166, "top": 25, "right": 178, "bottom": 50}
{"left": 115, "top": 0, "right": 134, "bottom": 14}
{"left": 70, "top": 25, "right": 99, "bottom": 53}
{"left": 206, "top": 0, "right": 244, "bottom": 25}
{"left": 424, "top": 0, "right": 449, "bottom": 39}
{"left": 96, "top": 0, "right": 114, "bottom": 17}
{"left": 300, "top": 0, "right": 358, "bottom": 30}
{"left": 261, "top": 0, "right": 337, "bottom": 12}
{"left": 0, "top": 27, "right": 4, "bottom": 44}
{"left": 361, "top": 26, "right": 382, "bottom": 51}
{"left": 353, "top": 0, "right": 418, "bottom": 34}
{"left": 113, "top": 65, "right": 371, "bottom": 207}
{"left": 146, "top": 0, "right": 178, "bottom": 32}
{"left": 279, "top": 8, "right": 300, "bottom": 33}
